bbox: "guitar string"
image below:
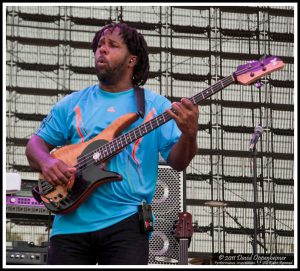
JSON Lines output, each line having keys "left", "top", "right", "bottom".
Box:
{"left": 74, "top": 72, "right": 240, "bottom": 170}
{"left": 73, "top": 78, "right": 245, "bottom": 172}
{"left": 73, "top": 66, "right": 251, "bottom": 169}
{"left": 73, "top": 75, "right": 240, "bottom": 171}
{"left": 74, "top": 76, "right": 234, "bottom": 172}
{"left": 70, "top": 59, "right": 274, "bottom": 174}
{"left": 72, "top": 113, "right": 167, "bottom": 168}
{"left": 43, "top": 59, "right": 273, "bottom": 194}
{"left": 75, "top": 59, "right": 270, "bottom": 168}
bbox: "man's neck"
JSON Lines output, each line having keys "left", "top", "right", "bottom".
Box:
{"left": 99, "top": 82, "right": 133, "bottom": 93}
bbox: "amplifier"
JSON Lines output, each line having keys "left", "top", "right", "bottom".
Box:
{"left": 6, "top": 195, "right": 44, "bottom": 206}
{"left": 6, "top": 178, "right": 53, "bottom": 220}
{"left": 6, "top": 241, "right": 48, "bottom": 265}
{"left": 149, "top": 163, "right": 184, "bottom": 264}
{"left": 6, "top": 195, "right": 53, "bottom": 219}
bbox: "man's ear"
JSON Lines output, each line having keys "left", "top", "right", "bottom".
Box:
{"left": 128, "top": 56, "right": 137, "bottom": 66}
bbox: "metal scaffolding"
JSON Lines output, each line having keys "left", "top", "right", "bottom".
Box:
{"left": 6, "top": 5, "right": 295, "bottom": 258}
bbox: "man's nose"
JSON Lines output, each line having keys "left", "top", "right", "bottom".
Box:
{"left": 99, "top": 44, "right": 107, "bottom": 54}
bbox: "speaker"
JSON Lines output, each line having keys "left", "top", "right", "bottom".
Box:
{"left": 148, "top": 163, "right": 184, "bottom": 264}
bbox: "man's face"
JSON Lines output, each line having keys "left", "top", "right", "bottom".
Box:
{"left": 95, "top": 27, "right": 132, "bottom": 85}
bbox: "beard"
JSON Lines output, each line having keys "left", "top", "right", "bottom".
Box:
{"left": 95, "top": 65, "right": 114, "bottom": 84}
{"left": 95, "top": 57, "right": 128, "bottom": 85}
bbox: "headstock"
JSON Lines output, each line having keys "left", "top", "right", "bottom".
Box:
{"left": 174, "top": 211, "right": 193, "bottom": 239}
{"left": 235, "top": 56, "right": 284, "bottom": 85}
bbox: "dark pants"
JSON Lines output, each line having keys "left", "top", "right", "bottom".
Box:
{"left": 47, "top": 213, "right": 149, "bottom": 265}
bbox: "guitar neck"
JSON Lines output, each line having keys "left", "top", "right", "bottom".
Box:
{"left": 97, "top": 74, "right": 235, "bottom": 161}
{"left": 178, "top": 238, "right": 189, "bottom": 265}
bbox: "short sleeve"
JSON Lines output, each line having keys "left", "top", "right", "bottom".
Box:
{"left": 35, "top": 97, "right": 70, "bottom": 147}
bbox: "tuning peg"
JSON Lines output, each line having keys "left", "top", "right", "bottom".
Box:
{"left": 254, "top": 81, "right": 264, "bottom": 88}
{"left": 259, "top": 54, "right": 268, "bottom": 61}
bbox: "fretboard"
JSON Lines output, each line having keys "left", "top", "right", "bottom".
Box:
{"left": 178, "top": 238, "right": 189, "bottom": 265}
{"left": 85, "top": 74, "right": 235, "bottom": 165}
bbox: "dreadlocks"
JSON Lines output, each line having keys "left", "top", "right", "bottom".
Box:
{"left": 91, "top": 22, "right": 150, "bottom": 86}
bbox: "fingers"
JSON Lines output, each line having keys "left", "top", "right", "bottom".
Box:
{"left": 56, "top": 166, "right": 76, "bottom": 185}
{"left": 181, "top": 98, "right": 194, "bottom": 108}
{"left": 167, "top": 98, "right": 197, "bottom": 119}
{"left": 166, "top": 98, "right": 199, "bottom": 139}
{"left": 174, "top": 102, "right": 185, "bottom": 115}
{"left": 167, "top": 101, "right": 185, "bottom": 119}
{"left": 41, "top": 158, "right": 76, "bottom": 186}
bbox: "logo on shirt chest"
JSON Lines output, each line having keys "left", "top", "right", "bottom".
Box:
{"left": 107, "top": 106, "right": 116, "bottom": 113}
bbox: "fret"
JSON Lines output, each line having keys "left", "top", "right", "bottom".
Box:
{"left": 137, "top": 127, "right": 143, "bottom": 137}
{"left": 124, "top": 134, "right": 128, "bottom": 145}
{"left": 109, "top": 145, "right": 113, "bottom": 155}
{"left": 115, "top": 139, "right": 120, "bottom": 149}
{"left": 135, "top": 128, "right": 140, "bottom": 138}
{"left": 191, "top": 96, "right": 196, "bottom": 105}
{"left": 110, "top": 144, "right": 114, "bottom": 153}
{"left": 118, "top": 135, "right": 128, "bottom": 149}
{"left": 155, "top": 117, "right": 160, "bottom": 127}
{"left": 129, "top": 131, "right": 134, "bottom": 141}
{"left": 103, "top": 147, "right": 108, "bottom": 157}
{"left": 149, "top": 120, "right": 153, "bottom": 130}
{"left": 152, "top": 120, "right": 158, "bottom": 129}
{"left": 139, "top": 127, "right": 144, "bottom": 136}
{"left": 201, "top": 91, "right": 205, "bottom": 101}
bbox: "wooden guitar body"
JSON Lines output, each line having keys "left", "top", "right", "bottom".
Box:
{"left": 33, "top": 113, "right": 139, "bottom": 214}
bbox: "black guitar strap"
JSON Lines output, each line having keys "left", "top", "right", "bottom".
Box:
{"left": 134, "top": 86, "right": 145, "bottom": 119}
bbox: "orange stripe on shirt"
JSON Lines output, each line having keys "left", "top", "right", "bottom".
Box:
{"left": 132, "top": 108, "right": 156, "bottom": 165}
{"left": 74, "top": 105, "right": 85, "bottom": 143}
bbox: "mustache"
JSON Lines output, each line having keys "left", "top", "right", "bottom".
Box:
{"left": 97, "top": 56, "right": 107, "bottom": 63}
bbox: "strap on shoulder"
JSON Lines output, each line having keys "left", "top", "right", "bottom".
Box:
{"left": 134, "top": 86, "right": 145, "bottom": 119}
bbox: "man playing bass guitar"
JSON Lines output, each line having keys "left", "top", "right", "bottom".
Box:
{"left": 26, "top": 22, "right": 199, "bottom": 265}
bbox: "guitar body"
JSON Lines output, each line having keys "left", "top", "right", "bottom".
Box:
{"left": 33, "top": 113, "right": 139, "bottom": 214}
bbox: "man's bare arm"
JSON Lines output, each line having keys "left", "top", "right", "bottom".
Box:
{"left": 26, "top": 135, "right": 76, "bottom": 185}
{"left": 166, "top": 98, "right": 199, "bottom": 171}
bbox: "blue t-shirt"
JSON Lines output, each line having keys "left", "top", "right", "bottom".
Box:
{"left": 35, "top": 84, "right": 181, "bottom": 237}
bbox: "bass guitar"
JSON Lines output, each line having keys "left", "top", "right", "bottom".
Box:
{"left": 32, "top": 56, "right": 284, "bottom": 214}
